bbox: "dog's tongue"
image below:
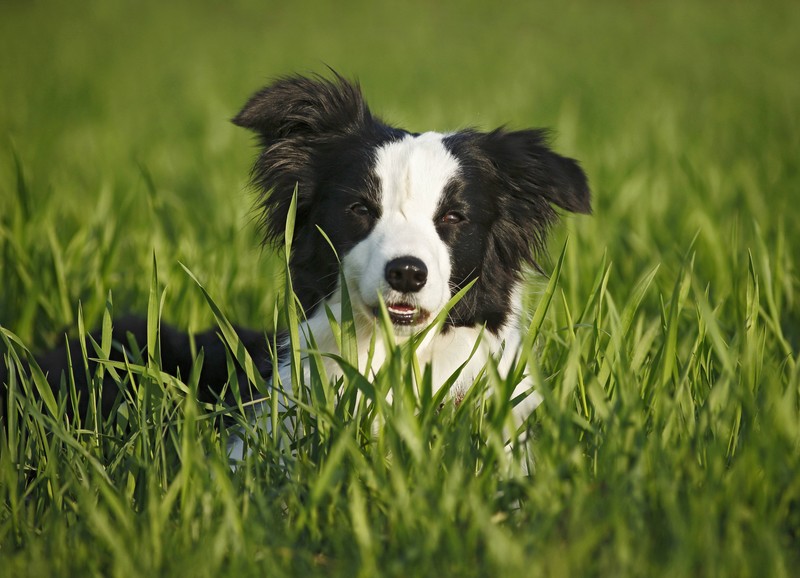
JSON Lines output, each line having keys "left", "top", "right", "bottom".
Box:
{"left": 388, "top": 303, "right": 416, "bottom": 313}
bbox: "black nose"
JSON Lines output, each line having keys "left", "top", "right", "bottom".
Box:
{"left": 385, "top": 256, "right": 428, "bottom": 293}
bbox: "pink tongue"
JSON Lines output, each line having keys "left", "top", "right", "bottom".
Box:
{"left": 389, "top": 304, "right": 415, "bottom": 313}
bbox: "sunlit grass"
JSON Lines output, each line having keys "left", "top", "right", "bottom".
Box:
{"left": 2, "top": 0, "right": 799, "bottom": 576}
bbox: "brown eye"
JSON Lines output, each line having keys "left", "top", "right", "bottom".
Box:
{"left": 350, "top": 202, "right": 372, "bottom": 217}
{"left": 439, "top": 211, "right": 465, "bottom": 225}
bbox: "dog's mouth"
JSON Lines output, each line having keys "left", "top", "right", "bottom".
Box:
{"left": 373, "top": 302, "right": 431, "bottom": 327}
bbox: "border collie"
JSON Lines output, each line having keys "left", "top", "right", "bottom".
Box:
{"left": 1, "top": 73, "right": 590, "bottom": 459}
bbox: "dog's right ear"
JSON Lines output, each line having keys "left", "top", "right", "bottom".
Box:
{"left": 233, "top": 73, "right": 373, "bottom": 246}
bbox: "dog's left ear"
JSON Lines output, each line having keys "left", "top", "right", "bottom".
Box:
{"left": 481, "top": 129, "right": 591, "bottom": 214}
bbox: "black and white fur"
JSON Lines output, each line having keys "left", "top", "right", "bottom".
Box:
{"left": 1, "top": 73, "right": 590, "bottom": 459}
{"left": 227, "top": 73, "right": 590, "bottom": 457}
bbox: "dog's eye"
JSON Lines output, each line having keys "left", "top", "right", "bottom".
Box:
{"left": 439, "top": 211, "right": 465, "bottom": 225}
{"left": 349, "top": 202, "right": 372, "bottom": 217}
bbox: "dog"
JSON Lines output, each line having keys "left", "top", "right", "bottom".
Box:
{"left": 1, "top": 73, "right": 590, "bottom": 459}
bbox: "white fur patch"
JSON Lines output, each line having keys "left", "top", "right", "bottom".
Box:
{"left": 342, "top": 132, "right": 458, "bottom": 328}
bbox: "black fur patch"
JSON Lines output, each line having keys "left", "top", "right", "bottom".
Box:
{"left": 440, "top": 129, "right": 590, "bottom": 331}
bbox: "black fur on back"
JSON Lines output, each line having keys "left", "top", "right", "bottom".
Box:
{"left": 0, "top": 316, "right": 274, "bottom": 420}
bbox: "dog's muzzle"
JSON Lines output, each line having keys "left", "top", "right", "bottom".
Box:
{"left": 378, "top": 256, "right": 431, "bottom": 326}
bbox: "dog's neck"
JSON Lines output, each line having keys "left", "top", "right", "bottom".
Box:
{"left": 295, "top": 282, "right": 531, "bottom": 403}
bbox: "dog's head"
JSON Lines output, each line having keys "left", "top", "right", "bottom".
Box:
{"left": 234, "top": 73, "right": 590, "bottom": 335}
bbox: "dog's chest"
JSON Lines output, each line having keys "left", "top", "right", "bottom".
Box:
{"left": 301, "top": 321, "right": 511, "bottom": 402}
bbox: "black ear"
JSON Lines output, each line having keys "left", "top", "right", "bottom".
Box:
{"left": 233, "top": 73, "right": 374, "bottom": 246}
{"left": 480, "top": 129, "right": 591, "bottom": 214}
{"left": 233, "top": 72, "right": 372, "bottom": 142}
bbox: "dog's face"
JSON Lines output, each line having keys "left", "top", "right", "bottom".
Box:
{"left": 341, "top": 132, "right": 466, "bottom": 334}
{"left": 234, "top": 74, "right": 590, "bottom": 336}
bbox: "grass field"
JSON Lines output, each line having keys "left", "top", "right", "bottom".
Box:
{"left": 2, "top": 0, "right": 799, "bottom": 576}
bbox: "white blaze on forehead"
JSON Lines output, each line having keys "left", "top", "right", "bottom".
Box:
{"left": 373, "top": 132, "right": 460, "bottom": 218}
{"left": 341, "top": 131, "right": 459, "bottom": 322}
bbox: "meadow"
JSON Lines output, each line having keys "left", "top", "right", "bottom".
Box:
{"left": 1, "top": 1, "right": 799, "bottom": 576}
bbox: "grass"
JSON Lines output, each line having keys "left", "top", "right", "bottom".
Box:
{"left": 1, "top": 0, "right": 799, "bottom": 576}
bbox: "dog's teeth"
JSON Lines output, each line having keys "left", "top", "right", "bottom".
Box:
{"left": 382, "top": 303, "right": 426, "bottom": 326}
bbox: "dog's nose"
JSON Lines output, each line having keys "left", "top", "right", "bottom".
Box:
{"left": 385, "top": 256, "right": 428, "bottom": 293}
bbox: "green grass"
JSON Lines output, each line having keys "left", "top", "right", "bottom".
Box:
{"left": 1, "top": 0, "right": 799, "bottom": 576}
